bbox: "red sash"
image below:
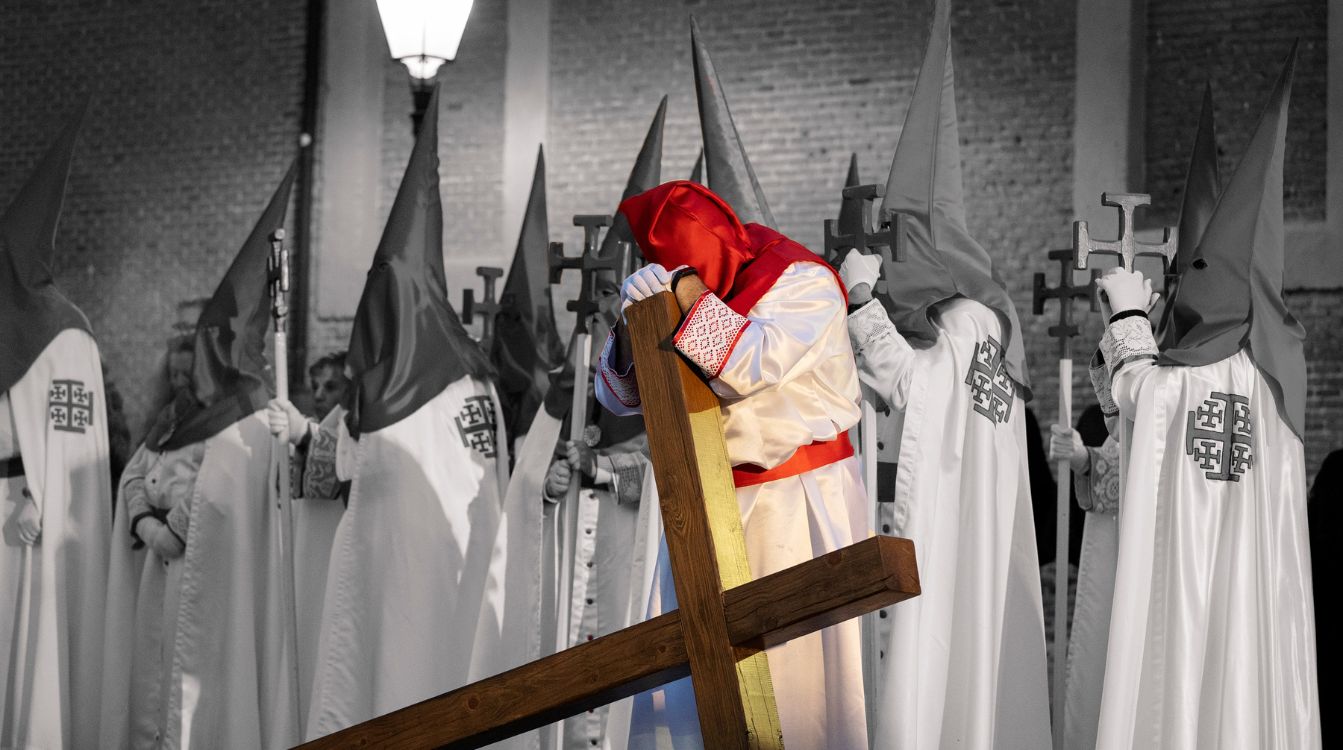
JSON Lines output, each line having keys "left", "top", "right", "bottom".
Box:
{"left": 731, "top": 433, "right": 855, "bottom": 488}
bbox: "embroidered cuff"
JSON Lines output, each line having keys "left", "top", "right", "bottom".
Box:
{"left": 1087, "top": 442, "right": 1121, "bottom": 516}
{"left": 673, "top": 291, "right": 751, "bottom": 379}
{"left": 608, "top": 452, "right": 647, "bottom": 505}
{"left": 847, "top": 299, "right": 896, "bottom": 353}
{"left": 166, "top": 502, "right": 190, "bottom": 542}
{"left": 1099, "top": 315, "right": 1157, "bottom": 377}
{"left": 1089, "top": 350, "right": 1118, "bottom": 417}
{"left": 598, "top": 331, "right": 640, "bottom": 408}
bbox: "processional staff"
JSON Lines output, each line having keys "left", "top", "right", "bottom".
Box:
{"left": 823, "top": 182, "right": 909, "bottom": 728}
{"left": 267, "top": 227, "right": 301, "bottom": 733}
{"left": 546, "top": 214, "right": 632, "bottom": 659}
{"left": 1034, "top": 191, "right": 1175, "bottom": 749}
{"left": 461, "top": 265, "right": 504, "bottom": 350}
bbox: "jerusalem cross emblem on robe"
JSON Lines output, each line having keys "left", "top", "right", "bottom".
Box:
{"left": 965, "top": 335, "right": 1014, "bottom": 424}
{"left": 455, "top": 394, "right": 498, "bottom": 458}
{"left": 48, "top": 379, "right": 93, "bottom": 434}
{"left": 1185, "top": 391, "right": 1253, "bottom": 482}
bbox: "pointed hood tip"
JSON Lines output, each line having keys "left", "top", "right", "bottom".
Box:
{"left": 690, "top": 15, "right": 776, "bottom": 227}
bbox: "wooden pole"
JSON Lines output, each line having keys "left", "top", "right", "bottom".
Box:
{"left": 269, "top": 228, "right": 301, "bottom": 738}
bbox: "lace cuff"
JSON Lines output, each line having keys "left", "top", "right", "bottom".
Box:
{"left": 598, "top": 331, "right": 640, "bottom": 409}
{"left": 1089, "top": 350, "right": 1118, "bottom": 417}
{"left": 1099, "top": 315, "right": 1157, "bottom": 377}
{"left": 847, "top": 299, "right": 899, "bottom": 354}
{"left": 607, "top": 451, "right": 648, "bottom": 505}
{"left": 673, "top": 291, "right": 751, "bottom": 379}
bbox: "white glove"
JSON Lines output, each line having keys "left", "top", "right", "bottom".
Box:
{"left": 620, "top": 264, "right": 675, "bottom": 305}
{"left": 838, "top": 252, "right": 883, "bottom": 295}
{"left": 138, "top": 517, "right": 186, "bottom": 560}
{"left": 1096, "top": 267, "right": 1158, "bottom": 317}
{"left": 1048, "top": 424, "right": 1089, "bottom": 473}
{"left": 267, "top": 398, "right": 311, "bottom": 445}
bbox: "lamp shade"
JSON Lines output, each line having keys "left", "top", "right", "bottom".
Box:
{"left": 376, "top": 0, "right": 474, "bottom": 79}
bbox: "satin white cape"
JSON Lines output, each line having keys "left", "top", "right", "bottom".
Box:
{"left": 100, "top": 410, "right": 298, "bottom": 749}
{"left": 305, "top": 376, "right": 508, "bottom": 739}
{"left": 1097, "top": 348, "right": 1320, "bottom": 749}
{"left": 1, "top": 329, "right": 112, "bottom": 749}
{"left": 850, "top": 298, "right": 1051, "bottom": 750}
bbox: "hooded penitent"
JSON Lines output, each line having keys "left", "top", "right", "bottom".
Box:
{"left": 691, "top": 16, "right": 776, "bottom": 229}
{"left": 878, "top": 0, "right": 1031, "bottom": 397}
{"left": 494, "top": 145, "right": 565, "bottom": 438}
{"left": 0, "top": 105, "right": 90, "bottom": 395}
{"left": 1157, "top": 44, "right": 1305, "bottom": 437}
{"left": 1156, "top": 84, "right": 1221, "bottom": 346}
{"left": 156, "top": 158, "right": 297, "bottom": 450}
{"left": 689, "top": 148, "right": 705, "bottom": 184}
{"left": 345, "top": 84, "right": 491, "bottom": 437}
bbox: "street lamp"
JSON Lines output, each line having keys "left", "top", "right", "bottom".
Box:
{"left": 376, "top": 0, "right": 474, "bottom": 133}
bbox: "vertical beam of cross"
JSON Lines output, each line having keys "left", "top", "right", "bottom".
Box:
{"left": 626, "top": 292, "right": 783, "bottom": 748}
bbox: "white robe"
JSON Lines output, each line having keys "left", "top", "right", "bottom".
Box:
{"left": 596, "top": 262, "right": 870, "bottom": 750}
{"left": 1095, "top": 318, "right": 1320, "bottom": 749}
{"left": 847, "top": 297, "right": 1051, "bottom": 750}
{"left": 100, "top": 409, "right": 298, "bottom": 750}
{"left": 1, "top": 329, "right": 112, "bottom": 749}
{"left": 305, "top": 375, "right": 509, "bottom": 739}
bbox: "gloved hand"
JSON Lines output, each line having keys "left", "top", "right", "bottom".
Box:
{"left": 564, "top": 440, "right": 597, "bottom": 479}
{"left": 544, "top": 460, "right": 572, "bottom": 502}
{"left": 1096, "top": 267, "right": 1158, "bottom": 318}
{"left": 620, "top": 264, "right": 676, "bottom": 307}
{"left": 1048, "top": 424, "right": 1089, "bottom": 473}
{"left": 137, "top": 516, "right": 186, "bottom": 560}
{"left": 839, "top": 252, "right": 882, "bottom": 302}
{"left": 7, "top": 488, "right": 41, "bottom": 545}
{"left": 267, "top": 398, "right": 311, "bottom": 445}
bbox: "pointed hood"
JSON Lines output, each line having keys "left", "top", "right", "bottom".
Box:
{"left": 691, "top": 16, "right": 776, "bottom": 228}
{"left": 346, "top": 85, "right": 491, "bottom": 436}
{"left": 157, "top": 159, "right": 297, "bottom": 449}
{"left": 494, "top": 145, "right": 565, "bottom": 438}
{"left": 1159, "top": 44, "right": 1305, "bottom": 437}
{"left": 0, "top": 105, "right": 91, "bottom": 394}
{"left": 836, "top": 153, "right": 863, "bottom": 237}
{"left": 1156, "top": 84, "right": 1222, "bottom": 345}
{"left": 689, "top": 149, "right": 705, "bottom": 184}
{"left": 600, "top": 95, "right": 667, "bottom": 261}
{"left": 879, "top": 0, "right": 1030, "bottom": 396}
{"left": 590, "top": 96, "right": 668, "bottom": 446}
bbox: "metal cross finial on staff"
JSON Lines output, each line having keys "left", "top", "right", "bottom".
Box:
{"left": 1033, "top": 250, "right": 1100, "bottom": 360}
{"left": 1073, "top": 192, "right": 1178, "bottom": 272}
{"left": 549, "top": 214, "right": 629, "bottom": 335}
{"left": 266, "top": 227, "right": 301, "bottom": 735}
{"left": 461, "top": 265, "right": 504, "bottom": 348}
{"left": 823, "top": 183, "right": 907, "bottom": 298}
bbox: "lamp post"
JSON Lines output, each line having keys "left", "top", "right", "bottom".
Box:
{"left": 375, "top": 0, "right": 474, "bottom": 134}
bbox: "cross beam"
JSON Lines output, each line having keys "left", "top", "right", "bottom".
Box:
{"left": 1032, "top": 249, "right": 1099, "bottom": 361}
{"left": 1072, "top": 192, "right": 1177, "bottom": 272}
{"left": 548, "top": 214, "right": 625, "bottom": 335}
{"left": 460, "top": 265, "right": 504, "bottom": 348}
{"left": 822, "top": 184, "right": 907, "bottom": 299}
{"left": 295, "top": 293, "right": 921, "bottom": 750}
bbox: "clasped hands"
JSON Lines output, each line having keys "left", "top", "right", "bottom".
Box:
{"left": 543, "top": 440, "right": 600, "bottom": 502}
{"left": 5, "top": 487, "right": 41, "bottom": 546}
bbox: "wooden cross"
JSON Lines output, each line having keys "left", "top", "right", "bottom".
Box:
{"left": 1073, "top": 192, "right": 1177, "bottom": 272}
{"left": 297, "top": 292, "right": 921, "bottom": 750}
{"left": 822, "top": 184, "right": 907, "bottom": 299}
{"left": 460, "top": 265, "right": 504, "bottom": 348}
{"left": 1030, "top": 246, "right": 1097, "bottom": 750}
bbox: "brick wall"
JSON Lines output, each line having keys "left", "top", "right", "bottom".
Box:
{"left": 0, "top": 0, "right": 307, "bottom": 439}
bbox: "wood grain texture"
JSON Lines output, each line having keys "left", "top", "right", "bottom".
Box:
{"left": 624, "top": 291, "right": 781, "bottom": 749}
{"left": 294, "top": 536, "right": 917, "bottom": 750}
